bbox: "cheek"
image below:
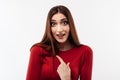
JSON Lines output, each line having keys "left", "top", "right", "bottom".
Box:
{"left": 66, "top": 26, "right": 70, "bottom": 33}
{"left": 51, "top": 28, "right": 56, "bottom": 35}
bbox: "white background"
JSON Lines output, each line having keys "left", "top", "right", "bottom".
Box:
{"left": 0, "top": 0, "right": 120, "bottom": 80}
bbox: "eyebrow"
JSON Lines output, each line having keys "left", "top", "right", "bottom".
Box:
{"left": 61, "top": 18, "right": 68, "bottom": 21}
{"left": 51, "top": 18, "right": 68, "bottom": 22}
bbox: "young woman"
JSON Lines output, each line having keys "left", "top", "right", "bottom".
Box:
{"left": 26, "top": 5, "right": 93, "bottom": 80}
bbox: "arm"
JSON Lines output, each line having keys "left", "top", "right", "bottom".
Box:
{"left": 80, "top": 46, "right": 93, "bottom": 80}
{"left": 26, "top": 46, "right": 43, "bottom": 80}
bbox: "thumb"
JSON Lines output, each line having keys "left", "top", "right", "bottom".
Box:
{"left": 67, "top": 62, "right": 71, "bottom": 71}
{"left": 67, "top": 62, "right": 70, "bottom": 66}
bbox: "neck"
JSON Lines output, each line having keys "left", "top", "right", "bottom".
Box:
{"left": 57, "top": 41, "right": 74, "bottom": 51}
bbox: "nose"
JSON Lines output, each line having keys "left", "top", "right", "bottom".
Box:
{"left": 56, "top": 24, "right": 63, "bottom": 32}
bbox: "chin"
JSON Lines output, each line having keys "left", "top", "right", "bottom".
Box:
{"left": 58, "top": 41, "right": 65, "bottom": 44}
{"left": 56, "top": 39, "right": 67, "bottom": 44}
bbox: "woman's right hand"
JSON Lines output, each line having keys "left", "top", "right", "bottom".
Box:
{"left": 56, "top": 55, "right": 71, "bottom": 80}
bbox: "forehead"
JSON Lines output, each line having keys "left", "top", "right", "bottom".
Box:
{"left": 51, "top": 13, "right": 67, "bottom": 21}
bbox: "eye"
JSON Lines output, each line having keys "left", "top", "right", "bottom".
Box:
{"left": 50, "top": 22, "right": 56, "bottom": 27}
{"left": 61, "top": 20, "right": 68, "bottom": 26}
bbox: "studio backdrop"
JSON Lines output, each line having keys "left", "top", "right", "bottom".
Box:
{"left": 0, "top": 0, "right": 120, "bottom": 80}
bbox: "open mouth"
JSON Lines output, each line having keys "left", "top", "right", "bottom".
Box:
{"left": 56, "top": 33, "right": 66, "bottom": 38}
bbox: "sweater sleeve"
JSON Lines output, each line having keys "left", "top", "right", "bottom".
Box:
{"left": 26, "top": 46, "right": 43, "bottom": 80}
{"left": 80, "top": 46, "right": 93, "bottom": 80}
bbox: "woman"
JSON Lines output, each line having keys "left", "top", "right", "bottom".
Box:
{"left": 26, "top": 5, "right": 93, "bottom": 80}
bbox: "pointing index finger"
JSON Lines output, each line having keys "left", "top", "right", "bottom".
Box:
{"left": 56, "top": 55, "right": 65, "bottom": 64}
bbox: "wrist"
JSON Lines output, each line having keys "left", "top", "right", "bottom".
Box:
{"left": 61, "top": 78, "right": 71, "bottom": 80}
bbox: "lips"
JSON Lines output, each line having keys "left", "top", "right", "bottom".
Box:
{"left": 56, "top": 33, "right": 65, "bottom": 39}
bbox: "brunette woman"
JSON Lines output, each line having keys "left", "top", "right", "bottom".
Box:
{"left": 26, "top": 5, "right": 93, "bottom": 80}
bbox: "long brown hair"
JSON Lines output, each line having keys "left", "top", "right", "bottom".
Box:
{"left": 32, "top": 5, "right": 80, "bottom": 56}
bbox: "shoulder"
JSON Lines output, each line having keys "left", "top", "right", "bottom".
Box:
{"left": 30, "top": 45, "right": 48, "bottom": 55}
{"left": 82, "top": 44, "right": 93, "bottom": 56}
{"left": 80, "top": 44, "right": 92, "bottom": 51}
{"left": 77, "top": 44, "right": 93, "bottom": 55}
{"left": 30, "top": 46, "right": 42, "bottom": 52}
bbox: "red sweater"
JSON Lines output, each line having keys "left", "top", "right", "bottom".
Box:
{"left": 26, "top": 44, "right": 93, "bottom": 80}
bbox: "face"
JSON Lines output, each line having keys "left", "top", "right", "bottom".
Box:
{"left": 50, "top": 13, "right": 70, "bottom": 44}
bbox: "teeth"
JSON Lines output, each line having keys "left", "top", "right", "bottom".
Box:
{"left": 62, "top": 33, "right": 65, "bottom": 36}
{"left": 57, "top": 33, "right": 65, "bottom": 36}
